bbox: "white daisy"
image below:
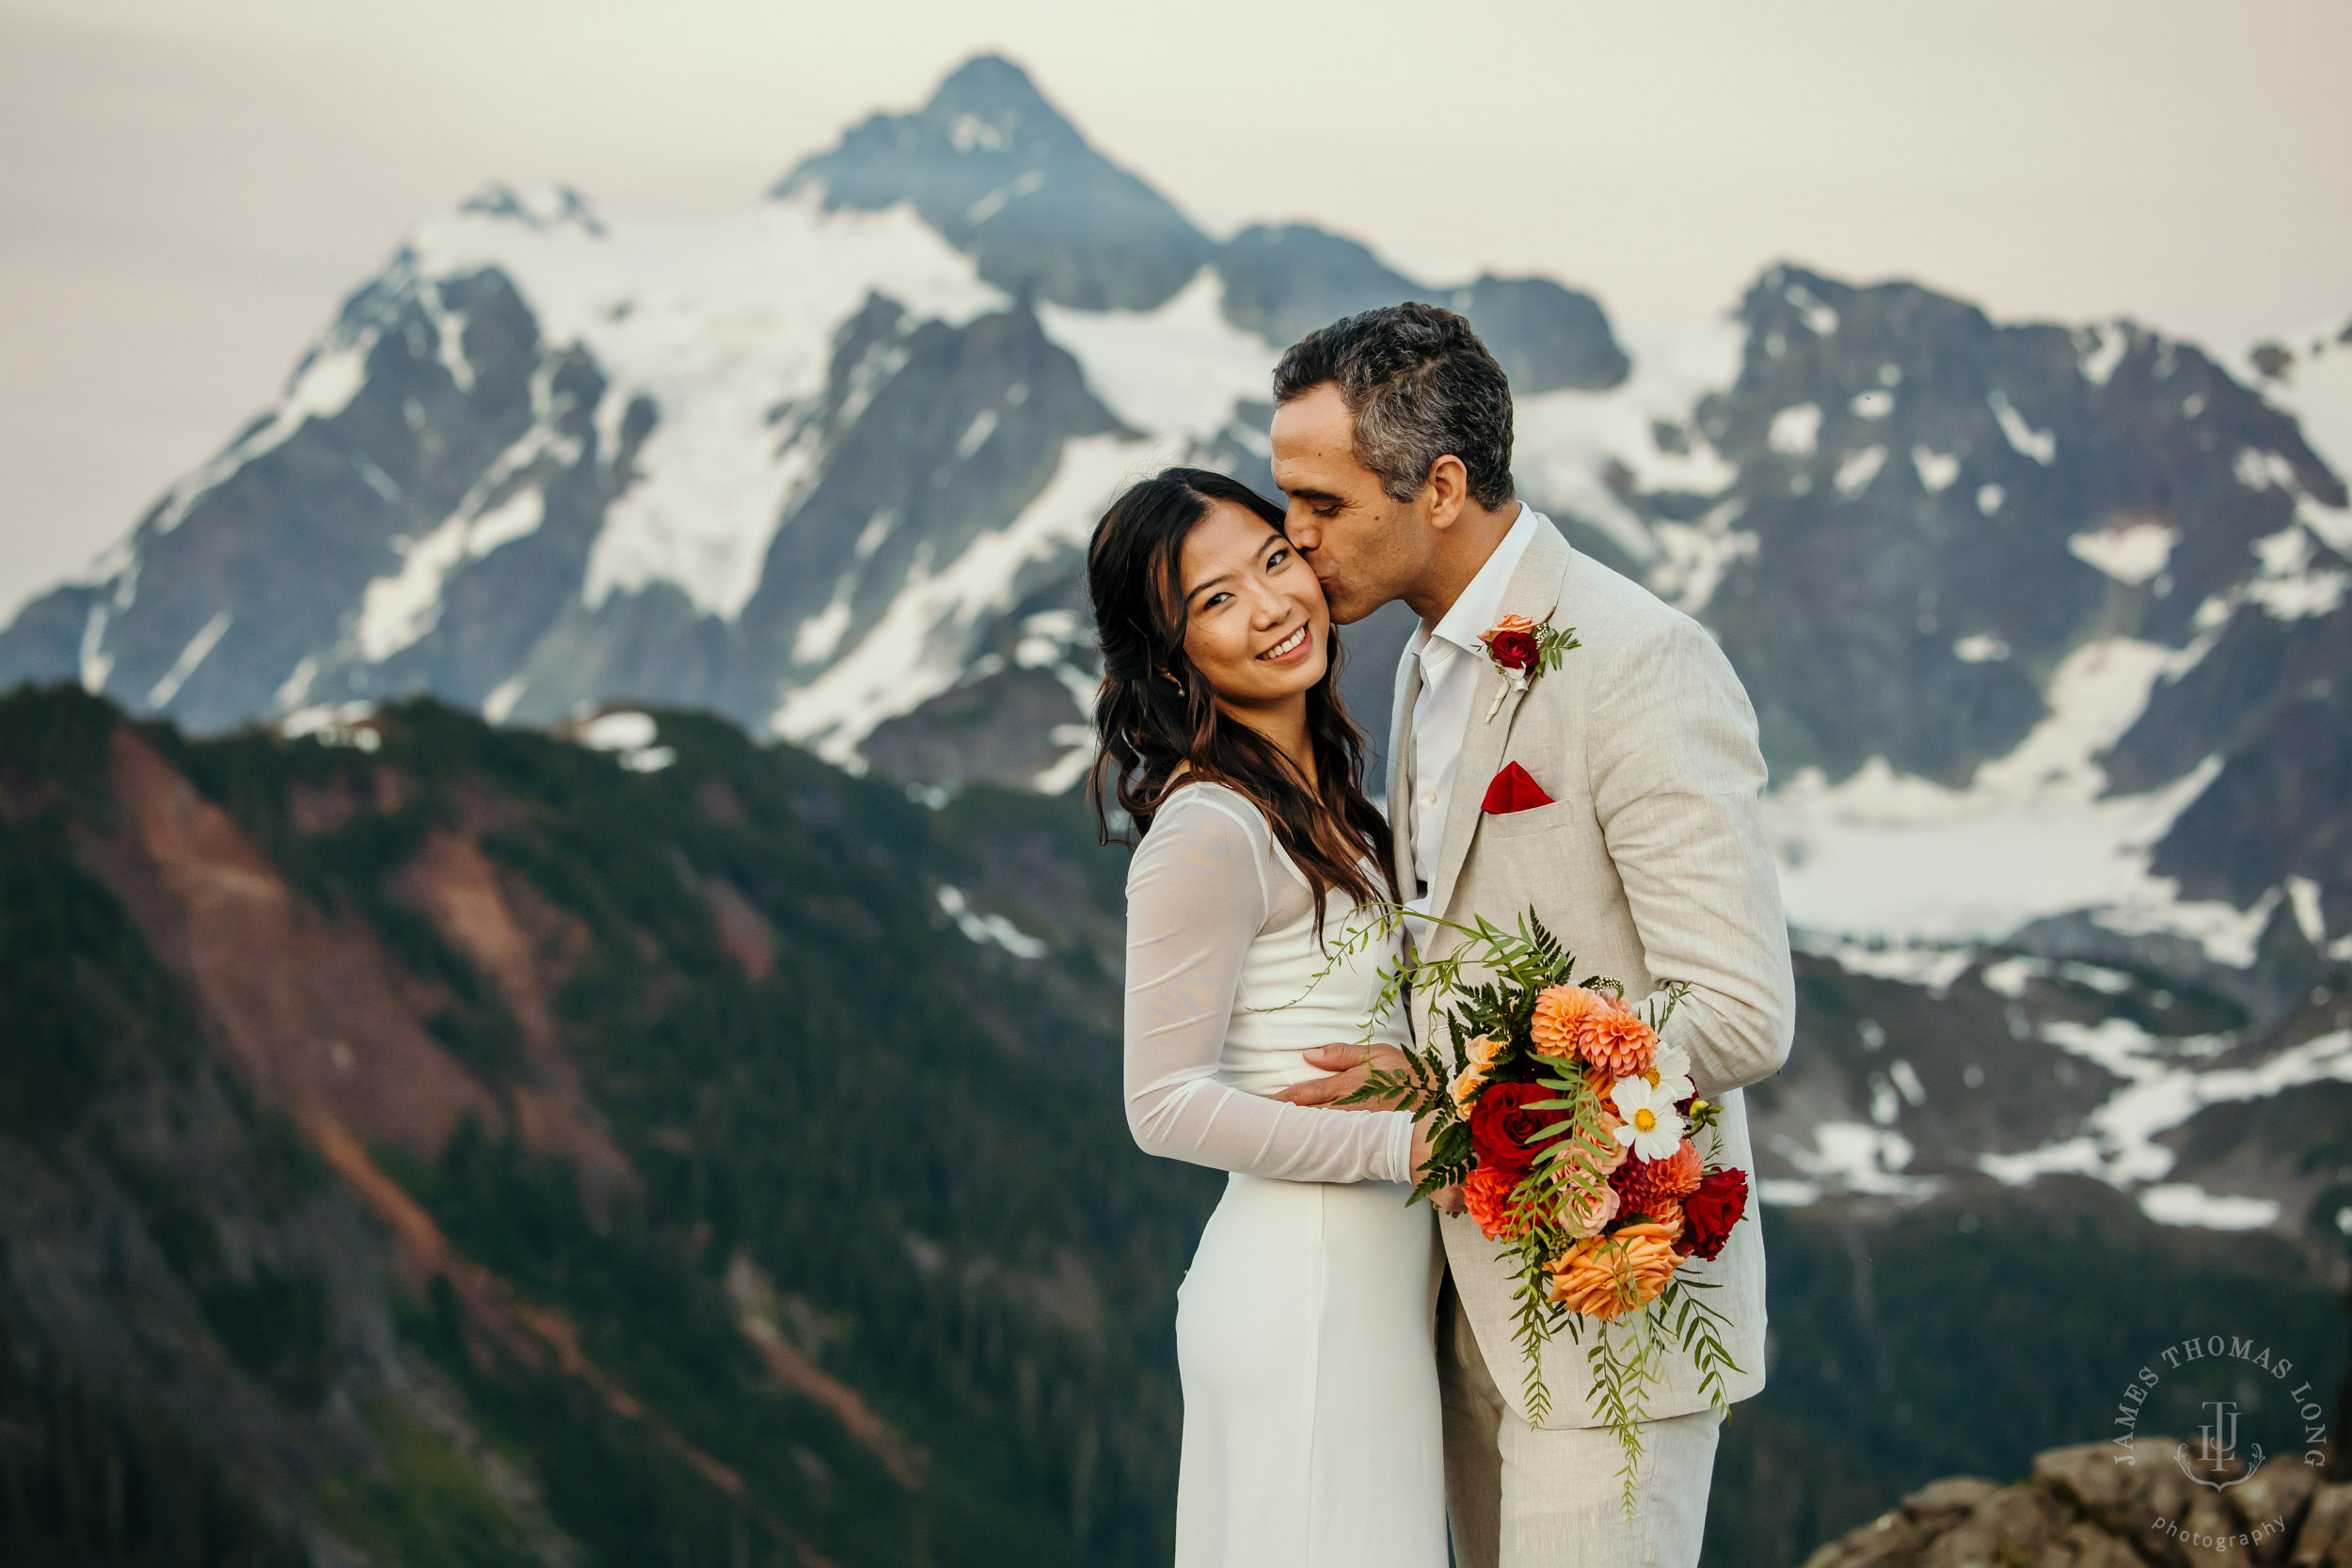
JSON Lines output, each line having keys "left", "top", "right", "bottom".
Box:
{"left": 1641, "top": 1042, "right": 1694, "bottom": 1105}
{"left": 1609, "top": 1076, "right": 1689, "bottom": 1161}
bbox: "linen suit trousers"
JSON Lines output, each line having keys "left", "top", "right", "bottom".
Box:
{"left": 1437, "top": 1271, "right": 1723, "bottom": 1568}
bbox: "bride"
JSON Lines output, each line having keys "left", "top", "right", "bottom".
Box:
{"left": 1086, "top": 467, "right": 1446, "bottom": 1565}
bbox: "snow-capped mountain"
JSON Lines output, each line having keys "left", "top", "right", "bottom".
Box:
{"left": 3, "top": 54, "right": 2348, "bottom": 1241}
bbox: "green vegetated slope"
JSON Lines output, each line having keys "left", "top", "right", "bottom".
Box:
{"left": 0, "top": 684, "right": 2342, "bottom": 1567}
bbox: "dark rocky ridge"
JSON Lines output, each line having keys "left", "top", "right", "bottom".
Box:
{"left": 1799, "top": 1445, "right": 2352, "bottom": 1568}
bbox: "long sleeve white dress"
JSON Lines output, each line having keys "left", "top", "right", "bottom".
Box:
{"left": 1123, "top": 782, "right": 1445, "bottom": 1567}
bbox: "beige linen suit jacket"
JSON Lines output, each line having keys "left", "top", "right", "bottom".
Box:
{"left": 1391, "top": 517, "right": 1795, "bottom": 1430}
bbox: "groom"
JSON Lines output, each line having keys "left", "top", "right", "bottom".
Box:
{"left": 1268, "top": 303, "right": 1795, "bottom": 1567}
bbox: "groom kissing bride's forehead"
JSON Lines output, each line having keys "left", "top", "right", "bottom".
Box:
{"left": 1266, "top": 303, "right": 1795, "bottom": 1567}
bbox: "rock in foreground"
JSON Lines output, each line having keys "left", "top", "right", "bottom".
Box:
{"left": 1801, "top": 1442, "right": 2351, "bottom": 1568}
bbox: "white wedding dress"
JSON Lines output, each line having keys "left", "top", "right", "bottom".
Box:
{"left": 1123, "top": 782, "right": 1446, "bottom": 1567}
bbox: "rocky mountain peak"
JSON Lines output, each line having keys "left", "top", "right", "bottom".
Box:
{"left": 456, "top": 181, "right": 606, "bottom": 237}
{"left": 772, "top": 52, "right": 1212, "bottom": 311}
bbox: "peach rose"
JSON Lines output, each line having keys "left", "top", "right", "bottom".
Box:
{"left": 1464, "top": 1034, "right": 1508, "bottom": 1074}
{"left": 1450, "top": 1034, "right": 1509, "bottom": 1113}
{"left": 1546, "top": 1222, "right": 1683, "bottom": 1320}
{"left": 1530, "top": 986, "right": 1616, "bottom": 1059}
{"left": 1562, "top": 1106, "right": 1630, "bottom": 1179}
{"left": 1593, "top": 1111, "right": 1632, "bottom": 1176}
{"left": 1561, "top": 1178, "right": 1621, "bottom": 1239}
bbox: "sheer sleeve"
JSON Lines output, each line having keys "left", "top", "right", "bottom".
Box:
{"left": 1122, "top": 789, "right": 1415, "bottom": 1183}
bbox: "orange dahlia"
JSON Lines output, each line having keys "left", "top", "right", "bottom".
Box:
{"left": 1461, "top": 1164, "right": 1533, "bottom": 1241}
{"left": 1530, "top": 986, "right": 1616, "bottom": 1059}
{"left": 1581, "top": 1007, "right": 1657, "bottom": 1081}
{"left": 1546, "top": 1221, "right": 1683, "bottom": 1320}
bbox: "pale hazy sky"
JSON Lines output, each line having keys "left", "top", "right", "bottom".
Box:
{"left": 4, "top": 0, "right": 2347, "bottom": 621}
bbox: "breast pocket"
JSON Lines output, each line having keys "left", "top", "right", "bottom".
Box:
{"left": 1476, "top": 799, "right": 1574, "bottom": 842}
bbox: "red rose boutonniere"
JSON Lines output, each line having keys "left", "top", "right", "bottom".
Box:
{"left": 1477, "top": 614, "right": 1581, "bottom": 719}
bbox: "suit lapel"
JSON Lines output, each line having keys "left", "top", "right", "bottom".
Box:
{"left": 1424, "top": 524, "right": 1575, "bottom": 921}
{"left": 1386, "top": 645, "right": 1421, "bottom": 900}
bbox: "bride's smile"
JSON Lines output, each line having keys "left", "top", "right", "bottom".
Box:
{"left": 1257, "top": 624, "right": 1310, "bottom": 662}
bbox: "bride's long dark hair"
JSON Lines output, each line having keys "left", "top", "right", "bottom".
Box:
{"left": 1086, "top": 467, "right": 1395, "bottom": 927}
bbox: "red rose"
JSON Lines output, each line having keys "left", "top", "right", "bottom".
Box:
{"left": 1487, "top": 629, "right": 1539, "bottom": 671}
{"left": 1677, "top": 1167, "right": 1748, "bottom": 1260}
{"left": 1469, "top": 1081, "right": 1566, "bottom": 1176}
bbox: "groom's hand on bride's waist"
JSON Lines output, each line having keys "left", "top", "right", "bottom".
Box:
{"left": 1271, "top": 1041, "right": 1404, "bottom": 1107}
{"left": 1278, "top": 1044, "right": 1467, "bottom": 1212}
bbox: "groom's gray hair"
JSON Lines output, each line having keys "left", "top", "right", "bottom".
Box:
{"left": 1272, "top": 302, "right": 1516, "bottom": 511}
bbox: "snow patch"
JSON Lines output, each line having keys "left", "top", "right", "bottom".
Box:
{"left": 936, "top": 884, "right": 1046, "bottom": 958}
{"left": 954, "top": 407, "right": 999, "bottom": 458}
{"left": 1772, "top": 1121, "right": 1935, "bottom": 1198}
{"left": 1986, "top": 389, "right": 2057, "bottom": 465}
{"left": 1834, "top": 445, "right": 1886, "bottom": 499}
{"left": 2234, "top": 446, "right": 2297, "bottom": 494}
{"left": 2138, "top": 1185, "right": 2281, "bottom": 1229}
{"left": 792, "top": 597, "right": 854, "bottom": 665}
{"left": 146, "top": 610, "right": 232, "bottom": 710}
{"left": 1030, "top": 724, "right": 1097, "bottom": 796}
{"left": 484, "top": 675, "right": 528, "bottom": 723}
{"left": 281, "top": 701, "right": 382, "bottom": 752}
{"left": 1850, "top": 389, "right": 1893, "bottom": 420}
{"left": 78, "top": 603, "right": 113, "bottom": 694}
{"left": 1757, "top": 1179, "right": 1820, "bottom": 1208}
{"left": 1767, "top": 403, "right": 1821, "bottom": 457}
{"left": 578, "top": 709, "right": 657, "bottom": 751}
{"left": 574, "top": 708, "right": 674, "bottom": 771}
{"left": 2287, "top": 876, "right": 2327, "bottom": 945}
{"left": 1983, "top": 1022, "right": 2352, "bottom": 1227}
{"left": 1803, "top": 937, "right": 1973, "bottom": 996}
{"left": 1953, "top": 633, "right": 2010, "bottom": 663}
{"left": 1648, "top": 500, "right": 1756, "bottom": 616}
{"left": 2077, "top": 323, "right": 2129, "bottom": 388}
{"left": 2067, "top": 517, "right": 2176, "bottom": 586}
{"left": 2244, "top": 523, "right": 2350, "bottom": 619}
{"left": 1766, "top": 638, "right": 2228, "bottom": 952}
{"left": 1038, "top": 269, "right": 1274, "bottom": 440}
{"left": 1912, "top": 448, "right": 1960, "bottom": 493}
{"left": 1785, "top": 282, "right": 1838, "bottom": 337}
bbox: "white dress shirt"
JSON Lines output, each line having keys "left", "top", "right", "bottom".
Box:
{"left": 1403, "top": 502, "right": 1541, "bottom": 909}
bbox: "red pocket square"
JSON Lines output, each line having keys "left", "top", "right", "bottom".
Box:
{"left": 1481, "top": 762, "right": 1553, "bottom": 815}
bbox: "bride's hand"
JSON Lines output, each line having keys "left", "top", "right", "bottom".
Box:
{"left": 1271, "top": 1041, "right": 1410, "bottom": 1108}
{"left": 1406, "top": 1119, "right": 1468, "bottom": 1213}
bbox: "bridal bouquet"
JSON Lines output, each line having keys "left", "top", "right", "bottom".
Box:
{"left": 1336, "top": 911, "right": 1749, "bottom": 1507}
